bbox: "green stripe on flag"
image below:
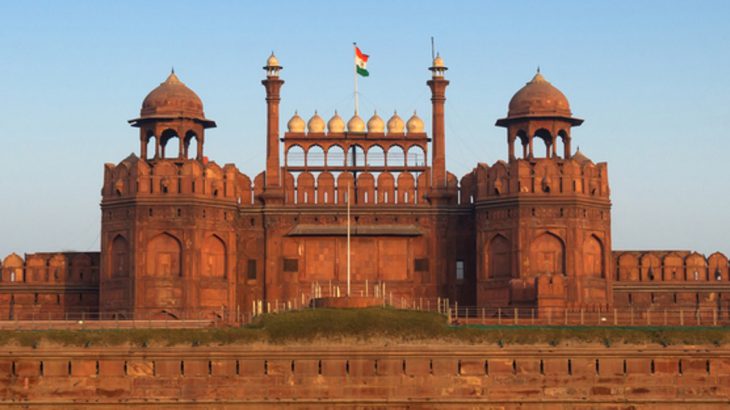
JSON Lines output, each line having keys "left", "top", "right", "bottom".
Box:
{"left": 356, "top": 66, "right": 369, "bottom": 77}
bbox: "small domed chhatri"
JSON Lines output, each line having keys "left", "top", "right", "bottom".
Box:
{"left": 307, "top": 111, "right": 325, "bottom": 133}
{"left": 433, "top": 54, "right": 445, "bottom": 68}
{"left": 406, "top": 111, "right": 424, "bottom": 133}
{"left": 287, "top": 111, "right": 305, "bottom": 133}
{"left": 367, "top": 111, "right": 384, "bottom": 133}
{"left": 507, "top": 69, "right": 571, "bottom": 118}
{"left": 347, "top": 113, "right": 366, "bottom": 132}
{"left": 387, "top": 111, "right": 404, "bottom": 134}
{"left": 266, "top": 52, "right": 280, "bottom": 68}
{"left": 327, "top": 111, "right": 345, "bottom": 133}
{"left": 140, "top": 71, "right": 207, "bottom": 121}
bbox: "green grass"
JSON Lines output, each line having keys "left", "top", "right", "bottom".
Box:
{"left": 1, "top": 308, "right": 728, "bottom": 347}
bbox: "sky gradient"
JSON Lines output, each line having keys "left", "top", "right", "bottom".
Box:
{"left": 0, "top": 1, "right": 728, "bottom": 257}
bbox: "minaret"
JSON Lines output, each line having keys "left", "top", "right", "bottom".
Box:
{"left": 262, "top": 53, "right": 285, "bottom": 201}
{"left": 427, "top": 54, "right": 449, "bottom": 190}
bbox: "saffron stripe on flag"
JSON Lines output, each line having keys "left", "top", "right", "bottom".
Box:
{"left": 355, "top": 47, "right": 369, "bottom": 62}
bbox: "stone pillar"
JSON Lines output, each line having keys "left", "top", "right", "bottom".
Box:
{"left": 427, "top": 75, "right": 449, "bottom": 189}
{"left": 262, "top": 75, "right": 284, "bottom": 189}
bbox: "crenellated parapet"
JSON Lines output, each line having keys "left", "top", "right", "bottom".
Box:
{"left": 613, "top": 250, "right": 729, "bottom": 283}
{"left": 463, "top": 155, "right": 609, "bottom": 202}
{"left": 0, "top": 252, "right": 99, "bottom": 285}
{"left": 102, "top": 155, "right": 255, "bottom": 207}
{"left": 0, "top": 252, "right": 100, "bottom": 320}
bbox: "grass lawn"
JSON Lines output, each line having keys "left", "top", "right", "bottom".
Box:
{"left": 1, "top": 307, "right": 729, "bottom": 347}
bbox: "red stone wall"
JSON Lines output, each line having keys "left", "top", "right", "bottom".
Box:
{"left": 1, "top": 343, "right": 728, "bottom": 408}
{"left": 612, "top": 250, "right": 730, "bottom": 317}
{"left": 0, "top": 252, "right": 99, "bottom": 320}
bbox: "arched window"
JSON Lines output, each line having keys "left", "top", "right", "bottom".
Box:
{"left": 582, "top": 236, "right": 604, "bottom": 278}
{"left": 529, "top": 232, "right": 565, "bottom": 277}
{"left": 111, "top": 235, "right": 129, "bottom": 278}
{"left": 202, "top": 235, "right": 226, "bottom": 278}
{"left": 145, "top": 131, "right": 157, "bottom": 160}
{"left": 146, "top": 233, "right": 182, "bottom": 277}
{"left": 327, "top": 145, "right": 345, "bottom": 167}
{"left": 348, "top": 145, "right": 366, "bottom": 167}
{"left": 514, "top": 130, "right": 528, "bottom": 159}
{"left": 307, "top": 145, "right": 325, "bottom": 167}
{"left": 160, "top": 129, "right": 181, "bottom": 159}
{"left": 487, "top": 235, "right": 511, "bottom": 279}
{"left": 367, "top": 145, "right": 385, "bottom": 167}
{"left": 184, "top": 131, "right": 200, "bottom": 160}
{"left": 406, "top": 146, "right": 426, "bottom": 167}
{"left": 387, "top": 145, "right": 406, "bottom": 167}
{"left": 534, "top": 129, "right": 553, "bottom": 158}
{"left": 286, "top": 145, "right": 305, "bottom": 167}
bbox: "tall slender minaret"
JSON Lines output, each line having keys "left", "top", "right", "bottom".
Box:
{"left": 426, "top": 54, "right": 450, "bottom": 204}
{"left": 262, "top": 53, "right": 284, "bottom": 200}
{"left": 427, "top": 53, "right": 449, "bottom": 190}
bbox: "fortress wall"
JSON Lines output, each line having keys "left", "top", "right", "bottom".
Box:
{"left": 1, "top": 344, "right": 729, "bottom": 408}
{"left": 0, "top": 252, "right": 100, "bottom": 320}
{"left": 612, "top": 251, "right": 730, "bottom": 314}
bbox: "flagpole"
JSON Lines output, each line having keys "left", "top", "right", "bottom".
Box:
{"left": 347, "top": 180, "right": 351, "bottom": 297}
{"left": 353, "top": 42, "right": 359, "bottom": 115}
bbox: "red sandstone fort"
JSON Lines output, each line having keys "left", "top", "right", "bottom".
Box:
{"left": 1, "top": 54, "right": 728, "bottom": 322}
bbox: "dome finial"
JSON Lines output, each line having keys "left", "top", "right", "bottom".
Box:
{"left": 536, "top": 65, "right": 540, "bottom": 74}
{"left": 171, "top": 66, "right": 175, "bottom": 75}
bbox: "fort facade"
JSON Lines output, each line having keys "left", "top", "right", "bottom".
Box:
{"left": 0, "top": 54, "right": 728, "bottom": 321}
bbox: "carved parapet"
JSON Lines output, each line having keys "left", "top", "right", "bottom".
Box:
{"left": 102, "top": 157, "right": 255, "bottom": 206}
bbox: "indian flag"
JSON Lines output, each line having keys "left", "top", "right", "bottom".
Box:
{"left": 355, "top": 45, "right": 369, "bottom": 77}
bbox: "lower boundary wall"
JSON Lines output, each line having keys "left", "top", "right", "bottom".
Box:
{"left": 0, "top": 343, "right": 729, "bottom": 409}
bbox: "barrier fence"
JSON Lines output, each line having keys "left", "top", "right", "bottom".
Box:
{"left": 2, "top": 296, "right": 729, "bottom": 329}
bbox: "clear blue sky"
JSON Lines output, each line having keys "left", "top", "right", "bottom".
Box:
{"left": 0, "top": 1, "right": 728, "bottom": 257}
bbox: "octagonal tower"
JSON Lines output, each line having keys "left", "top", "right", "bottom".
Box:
{"left": 100, "top": 71, "right": 241, "bottom": 321}
{"left": 472, "top": 70, "right": 612, "bottom": 311}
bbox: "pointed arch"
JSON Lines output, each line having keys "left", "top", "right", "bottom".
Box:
{"left": 708, "top": 252, "right": 728, "bottom": 281}
{"left": 202, "top": 235, "right": 226, "bottom": 278}
{"left": 486, "top": 234, "right": 511, "bottom": 280}
{"left": 3, "top": 253, "right": 24, "bottom": 282}
{"left": 387, "top": 144, "right": 406, "bottom": 167}
{"left": 326, "top": 144, "right": 345, "bottom": 167}
{"left": 617, "top": 253, "right": 639, "bottom": 282}
{"left": 286, "top": 145, "right": 305, "bottom": 167}
{"left": 111, "top": 235, "right": 130, "bottom": 278}
{"left": 533, "top": 128, "right": 553, "bottom": 158}
{"left": 640, "top": 253, "right": 661, "bottom": 281}
{"left": 146, "top": 233, "right": 182, "bottom": 277}
{"left": 406, "top": 145, "right": 426, "bottom": 167}
{"left": 582, "top": 235, "right": 604, "bottom": 278}
{"left": 662, "top": 252, "right": 683, "bottom": 281}
{"left": 184, "top": 130, "right": 201, "bottom": 160}
{"left": 307, "top": 144, "right": 325, "bottom": 167}
{"left": 686, "top": 252, "right": 708, "bottom": 281}
{"left": 367, "top": 144, "right": 386, "bottom": 167}
{"left": 160, "top": 128, "right": 181, "bottom": 159}
{"left": 349, "top": 144, "right": 366, "bottom": 167}
{"left": 529, "top": 231, "right": 565, "bottom": 277}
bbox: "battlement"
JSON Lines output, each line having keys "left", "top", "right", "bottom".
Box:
{"left": 102, "top": 155, "right": 257, "bottom": 206}
{"left": 462, "top": 157, "right": 609, "bottom": 204}
{"left": 0, "top": 252, "right": 99, "bottom": 285}
{"left": 613, "top": 250, "right": 729, "bottom": 283}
